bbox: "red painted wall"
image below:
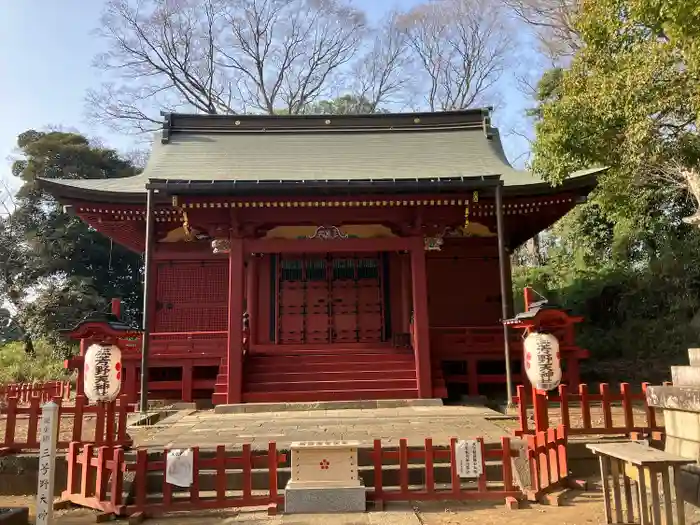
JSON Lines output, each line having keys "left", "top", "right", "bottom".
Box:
{"left": 426, "top": 238, "right": 501, "bottom": 327}
{"left": 154, "top": 260, "right": 229, "bottom": 332}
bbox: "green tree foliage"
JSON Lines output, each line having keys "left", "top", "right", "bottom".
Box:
{"left": 1, "top": 131, "right": 143, "bottom": 355}
{"left": 302, "top": 95, "right": 386, "bottom": 115}
{"left": 518, "top": 0, "right": 700, "bottom": 382}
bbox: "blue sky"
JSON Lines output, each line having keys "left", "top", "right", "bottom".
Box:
{"left": 0, "top": 0, "right": 535, "bottom": 191}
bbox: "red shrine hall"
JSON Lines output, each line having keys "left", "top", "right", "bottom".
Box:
{"left": 41, "top": 109, "right": 602, "bottom": 406}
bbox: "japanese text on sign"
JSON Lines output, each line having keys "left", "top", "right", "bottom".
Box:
{"left": 36, "top": 402, "right": 58, "bottom": 525}
{"left": 455, "top": 440, "right": 483, "bottom": 478}
{"left": 536, "top": 337, "right": 554, "bottom": 385}
{"left": 94, "top": 346, "right": 111, "bottom": 397}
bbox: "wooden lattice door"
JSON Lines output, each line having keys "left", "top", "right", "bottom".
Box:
{"left": 277, "top": 254, "right": 384, "bottom": 345}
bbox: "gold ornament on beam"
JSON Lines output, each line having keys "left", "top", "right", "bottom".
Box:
{"left": 181, "top": 211, "right": 194, "bottom": 242}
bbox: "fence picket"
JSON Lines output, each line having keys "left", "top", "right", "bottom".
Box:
{"left": 514, "top": 382, "right": 664, "bottom": 438}
{"left": 0, "top": 394, "right": 132, "bottom": 454}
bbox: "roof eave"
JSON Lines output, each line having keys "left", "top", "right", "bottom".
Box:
{"left": 146, "top": 175, "right": 503, "bottom": 196}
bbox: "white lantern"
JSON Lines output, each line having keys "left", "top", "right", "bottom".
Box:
{"left": 84, "top": 344, "right": 122, "bottom": 403}
{"left": 523, "top": 332, "right": 562, "bottom": 391}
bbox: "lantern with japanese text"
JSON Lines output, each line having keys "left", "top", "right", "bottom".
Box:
{"left": 84, "top": 344, "right": 122, "bottom": 402}
{"left": 523, "top": 332, "right": 562, "bottom": 391}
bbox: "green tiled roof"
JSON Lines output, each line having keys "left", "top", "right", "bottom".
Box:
{"left": 38, "top": 109, "right": 604, "bottom": 201}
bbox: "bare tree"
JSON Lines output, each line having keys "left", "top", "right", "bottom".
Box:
{"left": 399, "top": 0, "right": 515, "bottom": 112}
{"left": 503, "top": 0, "right": 581, "bottom": 61}
{"left": 219, "top": 0, "right": 366, "bottom": 114}
{"left": 350, "top": 11, "right": 411, "bottom": 112}
{"left": 88, "top": 0, "right": 368, "bottom": 130}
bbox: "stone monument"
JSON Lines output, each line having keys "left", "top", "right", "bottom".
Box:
{"left": 284, "top": 440, "right": 365, "bottom": 513}
{"left": 646, "top": 348, "right": 700, "bottom": 505}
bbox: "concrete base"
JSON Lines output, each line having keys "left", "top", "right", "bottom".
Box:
{"left": 284, "top": 484, "right": 366, "bottom": 514}
{"left": 678, "top": 464, "right": 700, "bottom": 507}
{"left": 215, "top": 398, "right": 443, "bottom": 414}
{"left": 0, "top": 507, "right": 29, "bottom": 525}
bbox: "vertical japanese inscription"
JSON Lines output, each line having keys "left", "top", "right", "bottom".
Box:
{"left": 93, "top": 346, "right": 111, "bottom": 398}
{"left": 36, "top": 401, "right": 58, "bottom": 525}
{"left": 536, "top": 336, "right": 555, "bottom": 389}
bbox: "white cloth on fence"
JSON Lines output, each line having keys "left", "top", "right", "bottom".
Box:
{"left": 166, "top": 449, "right": 194, "bottom": 487}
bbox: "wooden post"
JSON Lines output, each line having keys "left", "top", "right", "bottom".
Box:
{"left": 227, "top": 236, "right": 245, "bottom": 404}
{"left": 139, "top": 186, "right": 155, "bottom": 414}
{"left": 523, "top": 286, "right": 534, "bottom": 312}
{"left": 495, "top": 182, "right": 514, "bottom": 405}
{"left": 76, "top": 339, "right": 87, "bottom": 397}
{"left": 110, "top": 298, "right": 122, "bottom": 319}
{"left": 400, "top": 253, "right": 412, "bottom": 333}
{"left": 410, "top": 237, "right": 432, "bottom": 397}
{"left": 246, "top": 255, "right": 258, "bottom": 347}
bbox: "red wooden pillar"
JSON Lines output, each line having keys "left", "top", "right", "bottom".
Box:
{"left": 125, "top": 362, "right": 138, "bottom": 404}
{"left": 77, "top": 338, "right": 87, "bottom": 397}
{"left": 246, "top": 255, "right": 258, "bottom": 347}
{"left": 410, "top": 237, "right": 432, "bottom": 398}
{"left": 227, "top": 237, "right": 245, "bottom": 404}
{"left": 400, "top": 254, "right": 412, "bottom": 333}
{"left": 182, "top": 362, "right": 193, "bottom": 403}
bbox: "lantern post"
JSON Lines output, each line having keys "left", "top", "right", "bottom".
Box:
{"left": 139, "top": 186, "right": 155, "bottom": 414}
{"left": 495, "top": 181, "right": 514, "bottom": 405}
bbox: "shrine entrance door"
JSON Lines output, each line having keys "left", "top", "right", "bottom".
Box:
{"left": 277, "top": 253, "right": 384, "bottom": 345}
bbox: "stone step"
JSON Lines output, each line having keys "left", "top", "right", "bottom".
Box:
{"left": 213, "top": 397, "right": 443, "bottom": 414}
{"left": 671, "top": 365, "right": 700, "bottom": 387}
{"left": 689, "top": 348, "right": 700, "bottom": 367}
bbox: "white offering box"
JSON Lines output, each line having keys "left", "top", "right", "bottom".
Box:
{"left": 290, "top": 441, "right": 362, "bottom": 488}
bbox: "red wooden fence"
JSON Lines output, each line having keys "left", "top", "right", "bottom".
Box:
{"left": 0, "top": 381, "right": 71, "bottom": 404}
{"left": 513, "top": 383, "right": 665, "bottom": 438}
{"left": 60, "top": 432, "right": 579, "bottom": 518}
{"left": 370, "top": 437, "right": 522, "bottom": 509}
{"left": 0, "top": 394, "right": 133, "bottom": 454}
{"left": 524, "top": 425, "right": 570, "bottom": 502}
{"left": 61, "top": 442, "right": 286, "bottom": 518}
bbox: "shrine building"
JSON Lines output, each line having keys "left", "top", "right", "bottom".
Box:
{"left": 40, "top": 109, "right": 602, "bottom": 406}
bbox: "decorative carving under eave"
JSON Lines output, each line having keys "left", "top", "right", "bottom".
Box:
{"left": 211, "top": 238, "right": 231, "bottom": 254}
{"left": 424, "top": 235, "right": 444, "bottom": 251}
{"left": 308, "top": 225, "right": 348, "bottom": 240}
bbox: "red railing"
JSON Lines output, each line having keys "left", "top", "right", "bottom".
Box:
{"left": 513, "top": 383, "right": 665, "bottom": 438}
{"left": 0, "top": 381, "right": 71, "bottom": 404}
{"left": 430, "top": 326, "right": 522, "bottom": 356}
{"left": 61, "top": 442, "right": 286, "bottom": 518}
{"left": 524, "top": 425, "right": 570, "bottom": 502}
{"left": 60, "top": 433, "right": 579, "bottom": 518}
{"left": 0, "top": 395, "right": 133, "bottom": 454}
{"left": 370, "top": 437, "right": 522, "bottom": 509}
{"left": 113, "top": 331, "right": 228, "bottom": 356}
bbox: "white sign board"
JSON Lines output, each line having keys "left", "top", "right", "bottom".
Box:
{"left": 36, "top": 401, "right": 59, "bottom": 525}
{"left": 455, "top": 439, "right": 483, "bottom": 478}
{"left": 166, "top": 449, "right": 194, "bottom": 488}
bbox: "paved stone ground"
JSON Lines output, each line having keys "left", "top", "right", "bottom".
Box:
{"left": 134, "top": 405, "right": 514, "bottom": 449}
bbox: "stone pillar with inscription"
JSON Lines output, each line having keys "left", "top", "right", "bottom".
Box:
{"left": 647, "top": 348, "right": 700, "bottom": 506}
{"left": 36, "top": 401, "right": 59, "bottom": 525}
